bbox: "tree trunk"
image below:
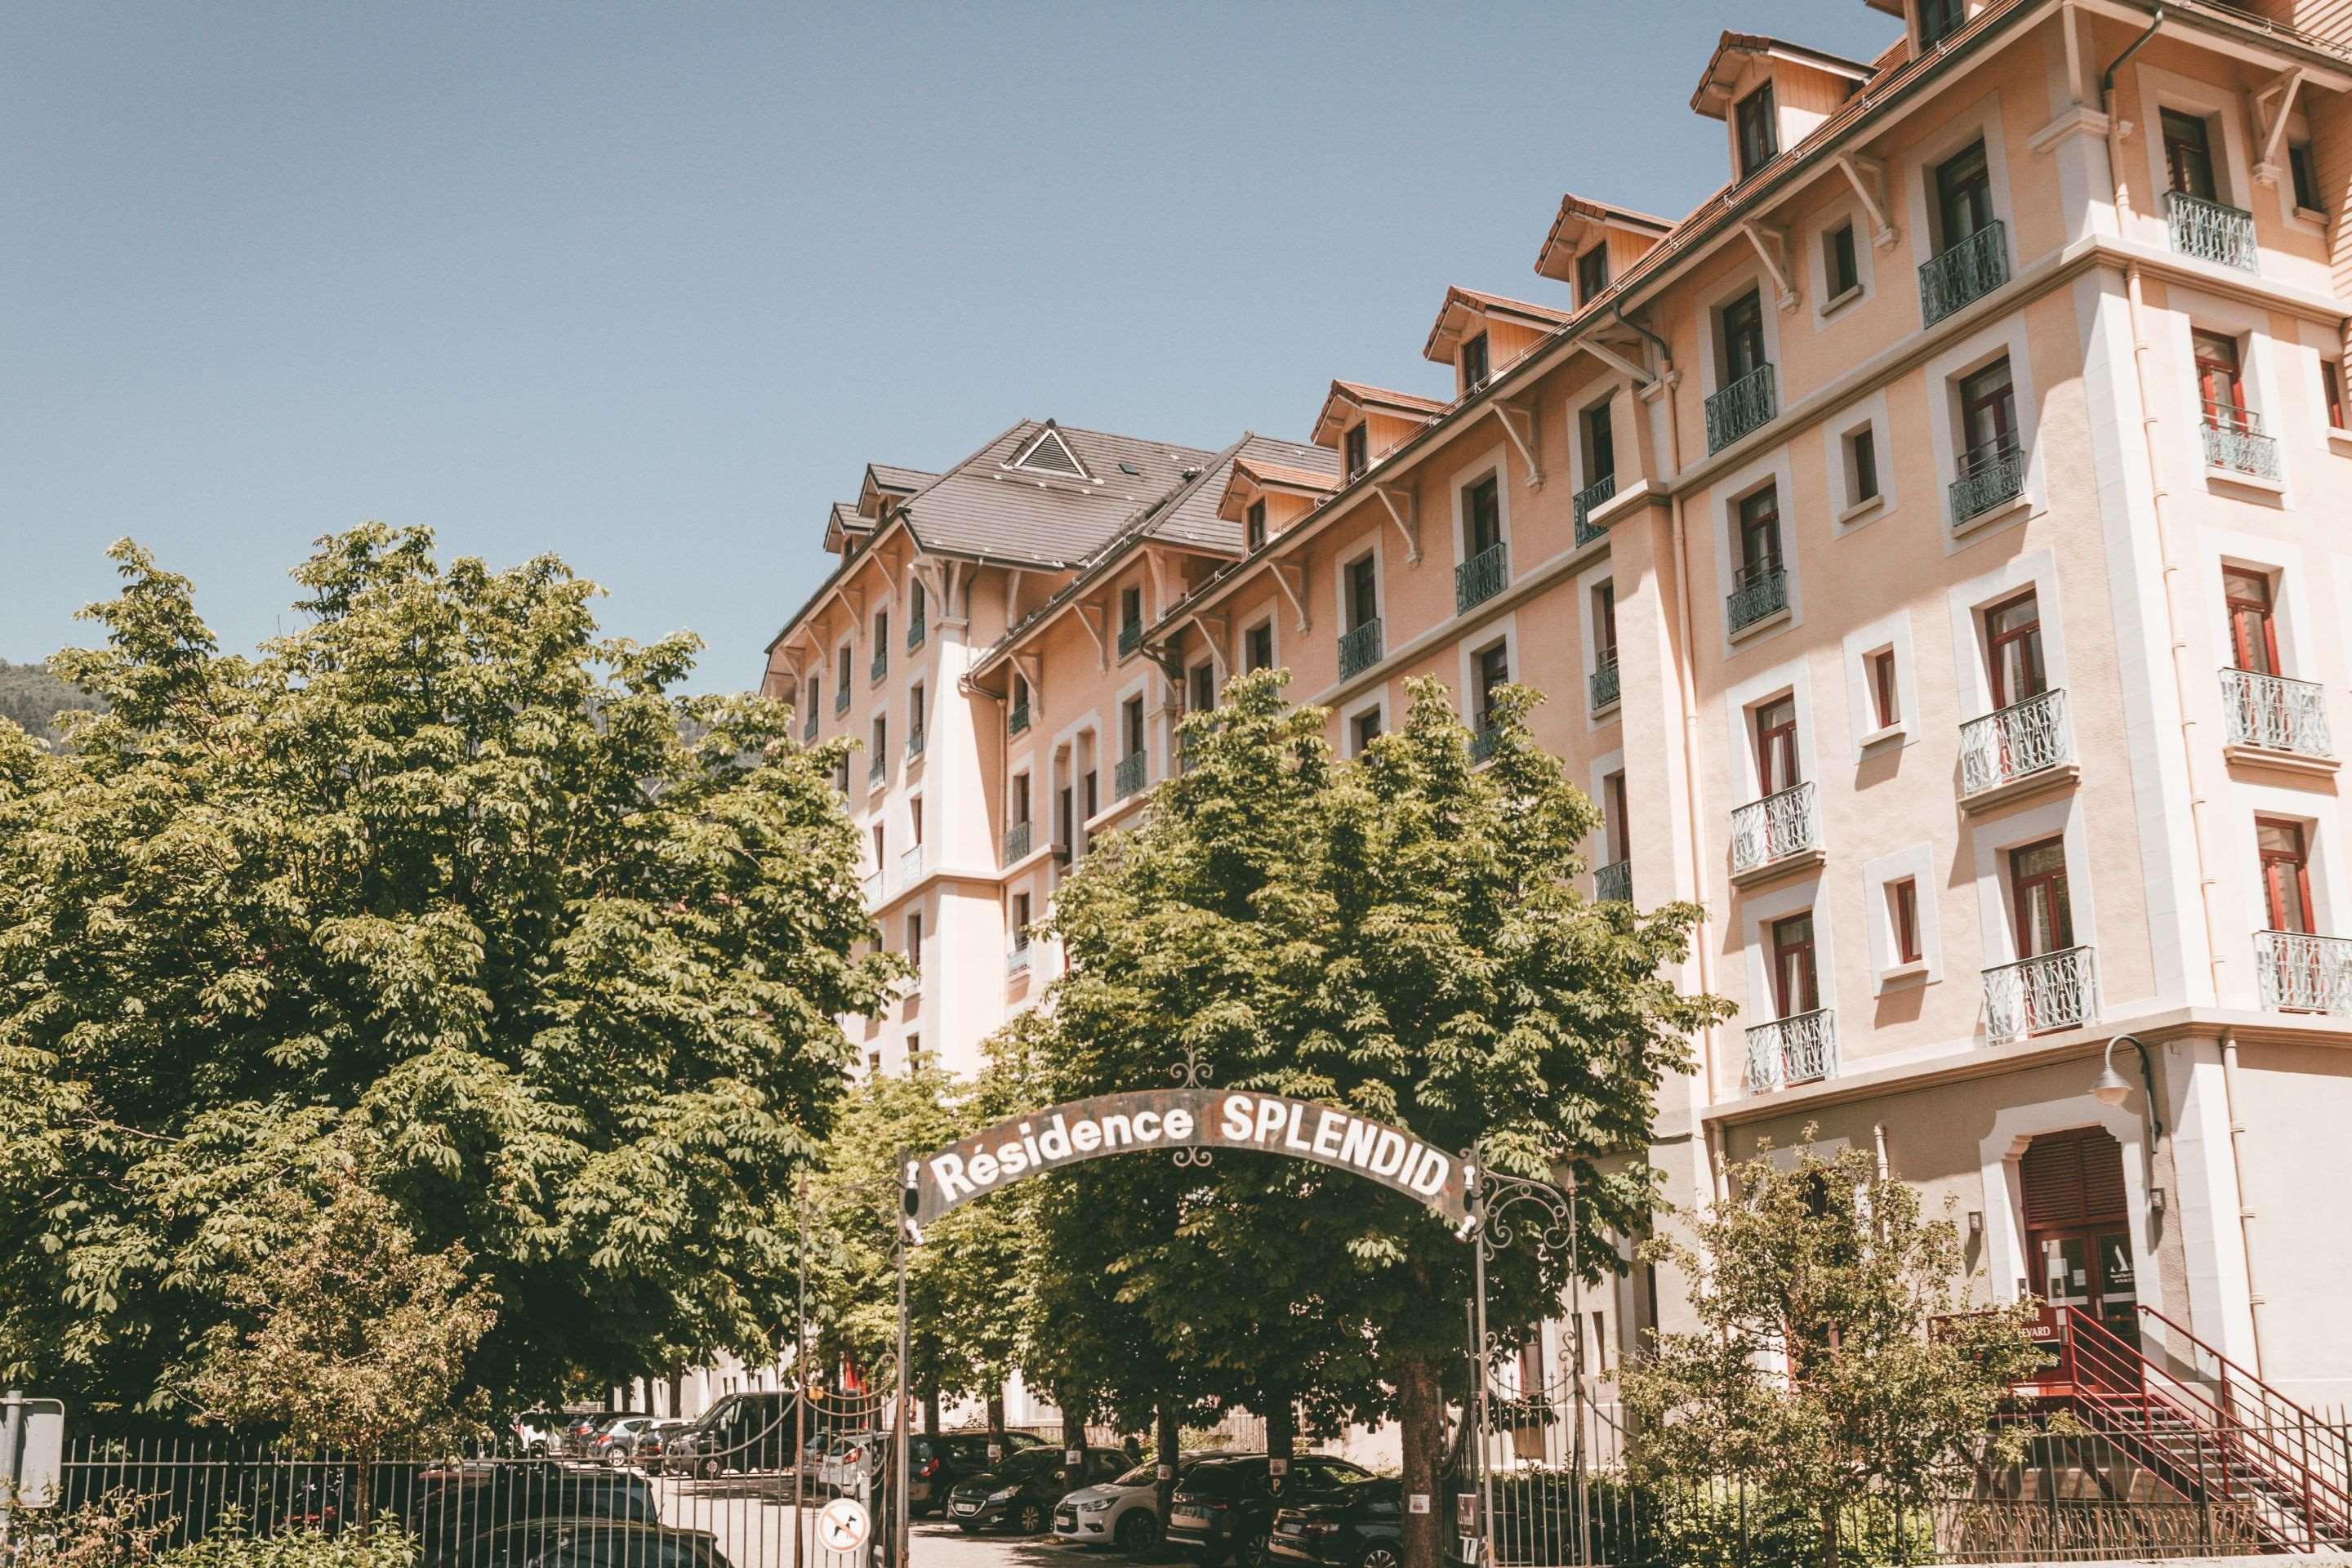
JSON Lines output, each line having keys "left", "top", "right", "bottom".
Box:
{"left": 350, "top": 1447, "right": 374, "bottom": 1544}
{"left": 987, "top": 1388, "right": 1007, "bottom": 1458}
{"left": 1820, "top": 1499, "right": 1841, "bottom": 1568}
{"left": 1062, "top": 1400, "right": 1089, "bottom": 1498}
{"left": 924, "top": 1384, "right": 942, "bottom": 1437}
{"left": 1155, "top": 1401, "right": 1182, "bottom": 1520}
{"left": 1266, "top": 1389, "right": 1295, "bottom": 1503}
{"left": 1397, "top": 1354, "right": 1450, "bottom": 1568}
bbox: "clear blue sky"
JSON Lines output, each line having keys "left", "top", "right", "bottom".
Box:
{"left": 2, "top": 2, "right": 1895, "bottom": 690}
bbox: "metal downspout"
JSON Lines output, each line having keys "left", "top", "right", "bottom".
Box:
{"left": 2220, "top": 1035, "right": 2268, "bottom": 1373}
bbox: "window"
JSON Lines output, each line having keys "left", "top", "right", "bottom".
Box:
{"left": 1935, "top": 140, "right": 1994, "bottom": 248}
{"left": 1120, "top": 586, "right": 1143, "bottom": 636}
{"left": 1351, "top": 707, "right": 1383, "bottom": 754}
{"left": 1737, "top": 484, "right": 1783, "bottom": 584}
{"left": 834, "top": 755, "right": 851, "bottom": 794}
{"left": 1890, "top": 877, "right": 1922, "bottom": 964}
{"left": 2225, "top": 568, "right": 2280, "bottom": 676}
{"left": 1464, "top": 474, "right": 1503, "bottom": 557}
{"left": 873, "top": 611, "right": 889, "bottom": 668}
{"left": 866, "top": 1050, "right": 882, "bottom": 1076}
{"left": 2194, "top": 331, "right": 2249, "bottom": 432}
{"left": 1958, "top": 356, "right": 2017, "bottom": 468}
{"left": 1735, "top": 84, "right": 1778, "bottom": 180}
{"left": 1013, "top": 772, "right": 1031, "bottom": 830}
{"left": 1870, "top": 648, "right": 1900, "bottom": 728}
{"left": 2258, "top": 818, "right": 2314, "bottom": 933}
{"left": 1985, "top": 590, "right": 2046, "bottom": 707}
{"left": 1847, "top": 425, "right": 1879, "bottom": 504}
{"left": 1592, "top": 581, "right": 1619, "bottom": 665}
{"left": 1344, "top": 424, "right": 1369, "bottom": 478}
{"left": 906, "top": 912, "right": 923, "bottom": 977}
{"left": 1721, "top": 290, "right": 1768, "bottom": 383}
{"left": 909, "top": 683, "right": 925, "bottom": 735}
{"left": 1188, "top": 662, "right": 1215, "bottom": 713}
{"left": 2290, "top": 142, "right": 2323, "bottom": 212}
{"left": 1474, "top": 643, "right": 1511, "bottom": 730}
{"left": 1754, "top": 696, "right": 1800, "bottom": 795}
{"left": 2010, "top": 838, "right": 2074, "bottom": 956}
{"left": 1605, "top": 772, "right": 1631, "bottom": 863}
{"left": 2322, "top": 359, "right": 2345, "bottom": 430}
{"left": 1246, "top": 500, "right": 1267, "bottom": 551}
{"left": 1344, "top": 555, "right": 1379, "bottom": 631}
{"left": 2162, "top": 109, "right": 2217, "bottom": 200}
{"left": 1461, "top": 332, "right": 1490, "bottom": 393}
{"left": 1770, "top": 913, "right": 1819, "bottom": 1018}
{"left": 906, "top": 1036, "right": 921, "bottom": 1068}
{"left": 1576, "top": 244, "right": 1610, "bottom": 305}
{"left": 1083, "top": 767, "right": 1098, "bottom": 827}
{"left": 910, "top": 796, "right": 923, "bottom": 846}
{"left": 1122, "top": 696, "right": 1146, "bottom": 760}
{"left": 1918, "top": 0, "right": 1964, "bottom": 47}
{"left": 871, "top": 715, "right": 887, "bottom": 768}
{"left": 909, "top": 581, "right": 926, "bottom": 631}
{"left": 1013, "top": 891, "right": 1031, "bottom": 938}
{"left": 1824, "top": 221, "right": 1860, "bottom": 298}
{"left": 871, "top": 822, "right": 884, "bottom": 869}
{"left": 1056, "top": 784, "right": 1074, "bottom": 855}
{"left": 838, "top": 644, "right": 853, "bottom": 690}
{"left": 1583, "top": 400, "right": 1616, "bottom": 484}
{"left": 1245, "top": 622, "right": 1274, "bottom": 673}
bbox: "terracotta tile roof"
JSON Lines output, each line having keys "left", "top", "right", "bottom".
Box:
{"left": 1424, "top": 285, "right": 1575, "bottom": 362}
{"left": 1235, "top": 457, "right": 1341, "bottom": 492}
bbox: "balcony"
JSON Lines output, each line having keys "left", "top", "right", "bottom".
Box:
{"left": 1728, "top": 781, "right": 1820, "bottom": 882}
{"left": 1594, "top": 859, "right": 1632, "bottom": 904}
{"left": 1007, "top": 942, "right": 1032, "bottom": 978}
{"left": 1949, "top": 439, "right": 2024, "bottom": 528}
{"left": 1588, "top": 654, "right": 1620, "bottom": 714}
{"left": 906, "top": 725, "right": 925, "bottom": 759}
{"left": 860, "top": 871, "right": 881, "bottom": 905}
{"left": 1338, "top": 617, "right": 1384, "bottom": 679}
{"left": 2221, "top": 668, "right": 2332, "bottom": 760}
{"left": 1117, "top": 621, "right": 1143, "bottom": 659}
{"left": 803, "top": 706, "right": 817, "bottom": 742}
{"left": 868, "top": 754, "right": 888, "bottom": 787}
{"left": 834, "top": 684, "right": 850, "bottom": 715}
{"left": 1114, "top": 750, "right": 1147, "bottom": 800}
{"left": 1455, "top": 542, "right": 1508, "bottom": 614}
{"left": 1984, "top": 946, "right": 2099, "bottom": 1044}
{"left": 871, "top": 649, "right": 888, "bottom": 684}
{"left": 1009, "top": 701, "right": 1031, "bottom": 736}
{"left": 1918, "top": 220, "right": 2009, "bottom": 327}
{"left": 1725, "top": 561, "right": 1788, "bottom": 635}
{"left": 906, "top": 612, "right": 925, "bottom": 651}
{"left": 2167, "top": 189, "right": 2257, "bottom": 272}
{"left": 898, "top": 844, "right": 924, "bottom": 888}
{"left": 1469, "top": 724, "right": 1499, "bottom": 764}
{"left": 1745, "top": 1009, "right": 1837, "bottom": 1091}
{"left": 1704, "top": 363, "right": 1776, "bottom": 454}
{"left": 2255, "top": 930, "right": 2352, "bottom": 1015}
{"left": 1573, "top": 474, "right": 1616, "bottom": 548}
{"left": 1003, "top": 820, "right": 1033, "bottom": 863}
{"left": 1959, "top": 688, "right": 2074, "bottom": 805}
{"left": 2201, "top": 408, "right": 2280, "bottom": 482}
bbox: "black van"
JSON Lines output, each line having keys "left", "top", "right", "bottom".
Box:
{"left": 664, "top": 1392, "right": 802, "bottom": 1479}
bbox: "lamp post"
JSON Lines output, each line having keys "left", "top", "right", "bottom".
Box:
{"left": 2092, "top": 1032, "right": 2167, "bottom": 1222}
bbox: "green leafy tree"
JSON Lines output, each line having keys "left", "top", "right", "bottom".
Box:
{"left": 0, "top": 528, "right": 900, "bottom": 1411}
{"left": 1621, "top": 1139, "right": 2043, "bottom": 1568}
{"left": 1025, "top": 671, "right": 1722, "bottom": 1568}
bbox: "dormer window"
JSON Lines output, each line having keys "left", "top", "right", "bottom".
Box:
{"left": 1460, "top": 333, "right": 1490, "bottom": 394}
{"left": 1344, "top": 424, "right": 1369, "bottom": 479}
{"left": 1918, "top": 0, "right": 1964, "bottom": 47}
{"left": 1575, "top": 247, "right": 1610, "bottom": 306}
{"left": 1246, "top": 500, "right": 1267, "bottom": 551}
{"left": 1735, "top": 84, "right": 1778, "bottom": 179}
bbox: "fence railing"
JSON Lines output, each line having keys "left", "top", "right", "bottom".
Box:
{"left": 1589, "top": 655, "right": 1621, "bottom": 712}
{"left": 1984, "top": 945, "right": 2098, "bottom": 1043}
{"left": 1574, "top": 474, "right": 1616, "bottom": 546}
{"left": 1705, "top": 363, "right": 1776, "bottom": 453}
{"left": 1594, "top": 859, "right": 1631, "bottom": 904}
{"left": 1113, "top": 751, "right": 1146, "bottom": 800}
{"left": 2201, "top": 404, "right": 2281, "bottom": 479}
{"left": 1457, "top": 541, "right": 1509, "bottom": 613}
{"left": 1745, "top": 1009, "right": 1837, "bottom": 1090}
{"left": 1726, "top": 562, "right": 1788, "bottom": 635}
{"left": 1919, "top": 220, "right": 2009, "bottom": 326}
{"left": 897, "top": 844, "right": 923, "bottom": 888}
{"left": 1960, "top": 688, "right": 2071, "bottom": 798}
{"left": 2221, "top": 666, "right": 2332, "bottom": 756}
{"left": 1728, "top": 781, "right": 1818, "bottom": 876}
{"left": 1338, "top": 617, "right": 1384, "bottom": 679}
{"left": 2167, "top": 188, "right": 2258, "bottom": 271}
{"left": 1950, "top": 439, "right": 2025, "bottom": 527}
{"left": 2256, "top": 929, "right": 2352, "bottom": 1015}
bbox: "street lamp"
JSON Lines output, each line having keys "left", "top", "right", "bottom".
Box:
{"left": 2091, "top": 1033, "right": 2163, "bottom": 1138}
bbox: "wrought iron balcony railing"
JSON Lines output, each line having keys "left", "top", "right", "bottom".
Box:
{"left": 860, "top": 871, "right": 881, "bottom": 906}
{"left": 1114, "top": 750, "right": 1147, "bottom": 800}
{"left": 1704, "top": 363, "right": 1776, "bottom": 453}
{"left": 2200, "top": 406, "right": 2280, "bottom": 480}
{"left": 1003, "top": 820, "right": 1033, "bottom": 863}
{"left": 868, "top": 753, "right": 888, "bottom": 786}
{"left": 1918, "top": 220, "right": 2009, "bottom": 327}
{"left": 1728, "top": 781, "right": 1819, "bottom": 877}
{"left": 1009, "top": 702, "right": 1030, "bottom": 735}
{"left": 2167, "top": 189, "right": 2257, "bottom": 272}
{"left": 803, "top": 706, "right": 817, "bottom": 742}
{"left": 1455, "top": 542, "right": 1508, "bottom": 614}
{"left": 1007, "top": 942, "right": 1032, "bottom": 977}
{"left": 1745, "top": 1009, "right": 1837, "bottom": 1090}
{"left": 1573, "top": 473, "right": 1617, "bottom": 547}
{"left": 834, "top": 684, "right": 850, "bottom": 715}
{"left": 906, "top": 612, "right": 925, "bottom": 650}
{"left": 871, "top": 649, "right": 888, "bottom": 683}
{"left": 1594, "top": 859, "right": 1632, "bottom": 904}
{"left": 1984, "top": 946, "right": 2099, "bottom": 1044}
{"left": 906, "top": 724, "right": 924, "bottom": 759}
{"left": 1117, "top": 620, "right": 1143, "bottom": 658}
{"left": 1949, "top": 439, "right": 2024, "bottom": 527}
{"left": 1726, "top": 561, "right": 1788, "bottom": 635}
{"left": 2255, "top": 930, "right": 2352, "bottom": 1015}
{"left": 1469, "top": 724, "right": 1499, "bottom": 764}
{"left": 898, "top": 844, "right": 924, "bottom": 888}
{"left": 1959, "top": 688, "right": 2072, "bottom": 798}
{"left": 1588, "top": 654, "right": 1620, "bottom": 712}
{"left": 2221, "top": 668, "right": 2332, "bottom": 756}
{"left": 1338, "top": 617, "right": 1384, "bottom": 679}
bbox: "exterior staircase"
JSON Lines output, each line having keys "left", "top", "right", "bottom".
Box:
{"left": 2028, "top": 1305, "right": 2352, "bottom": 1552}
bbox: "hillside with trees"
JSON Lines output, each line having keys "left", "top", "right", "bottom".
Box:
{"left": 0, "top": 658, "right": 105, "bottom": 746}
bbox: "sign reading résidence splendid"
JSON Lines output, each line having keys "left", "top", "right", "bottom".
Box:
{"left": 906, "top": 1089, "right": 1471, "bottom": 1229}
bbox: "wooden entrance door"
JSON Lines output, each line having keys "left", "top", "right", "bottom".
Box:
{"left": 2021, "top": 1128, "right": 2140, "bottom": 1388}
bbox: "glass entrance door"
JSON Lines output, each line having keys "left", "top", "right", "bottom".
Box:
{"left": 2037, "top": 1228, "right": 2141, "bottom": 1386}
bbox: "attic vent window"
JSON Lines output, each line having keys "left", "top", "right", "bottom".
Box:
{"left": 1118, "top": 461, "right": 1141, "bottom": 476}
{"left": 1011, "top": 425, "right": 1087, "bottom": 478}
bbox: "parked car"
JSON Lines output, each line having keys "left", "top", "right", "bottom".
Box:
{"left": 1166, "top": 1454, "right": 1374, "bottom": 1568}
{"left": 814, "top": 1429, "right": 889, "bottom": 1495}
{"left": 467, "top": 1519, "right": 729, "bottom": 1568}
{"left": 594, "top": 1416, "right": 662, "bottom": 1468}
{"left": 408, "top": 1466, "right": 657, "bottom": 1568}
{"left": 513, "top": 1410, "right": 567, "bottom": 1459}
{"left": 632, "top": 1420, "right": 693, "bottom": 1475}
{"left": 943, "top": 1446, "right": 1129, "bottom": 1535}
{"left": 1268, "top": 1477, "right": 1404, "bottom": 1568}
{"left": 1054, "top": 1454, "right": 1235, "bottom": 1553}
{"left": 665, "top": 1392, "right": 801, "bottom": 1479}
{"left": 911, "top": 1431, "right": 1047, "bottom": 1518}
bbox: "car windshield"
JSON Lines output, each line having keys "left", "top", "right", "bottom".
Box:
{"left": 998, "top": 1450, "right": 1058, "bottom": 1478}
{"left": 1113, "top": 1463, "right": 1156, "bottom": 1487}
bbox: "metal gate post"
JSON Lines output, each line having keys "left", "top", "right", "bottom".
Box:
{"left": 1470, "top": 1168, "right": 1494, "bottom": 1568}
{"left": 895, "top": 1159, "right": 915, "bottom": 1568}
{"left": 1, "top": 1388, "right": 24, "bottom": 1561}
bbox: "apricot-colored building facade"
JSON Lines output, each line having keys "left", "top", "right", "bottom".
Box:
{"left": 766, "top": 0, "right": 2352, "bottom": 1410}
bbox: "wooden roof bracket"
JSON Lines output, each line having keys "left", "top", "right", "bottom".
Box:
{"left": 1740, "top": 220, "right": 1801, "bottom": 313}
{"left": 1188, "top": 611, "right": 1232, "bottom": 683}
{"left": 1580, "top": 338, "right": 1652, "bottom": 387}
{"left": 1834, "top": 154, "right": 1901, "bottom": 251}
{"left": 1494, "top": 395, "right": 1544, "bottom": 490}
{"left": 1011, "top": 651, "right": 1044, "bottom": 716}
{"left": 2252, "top": 66, "right": 2307, "bottom": 186}
{"left": 1371, "top": 482, "right": 1422, "bottom": 564}
{"left": 1074, "top": 596, "right": 1111, "bottom": 671}
{"left": 1270, "top": 560, "right": 1311, "bottom": 633}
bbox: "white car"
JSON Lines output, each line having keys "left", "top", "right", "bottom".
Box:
{"left": 815, "top": 1431, "right": 888, "bottom": 1496}
{"left": 512, "top": 1410, "right": 566, "bottom": 1458}
{"left": 1053, "top": 1459, "right": 1188, "bottom": 1553}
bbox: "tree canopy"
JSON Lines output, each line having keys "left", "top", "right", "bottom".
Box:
{"left": 0, "top": 528, "right": 898, "bottom": 1411}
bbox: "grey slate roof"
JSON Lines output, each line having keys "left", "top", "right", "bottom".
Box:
{"left": 1147, "top": 434, "right": 1339, "bottom": 552}
{"left": 898, "top": 419, "right": 1225, "bottom": 568}
{"left": 866, "top": 463, "right": 938, "bottom": 495}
